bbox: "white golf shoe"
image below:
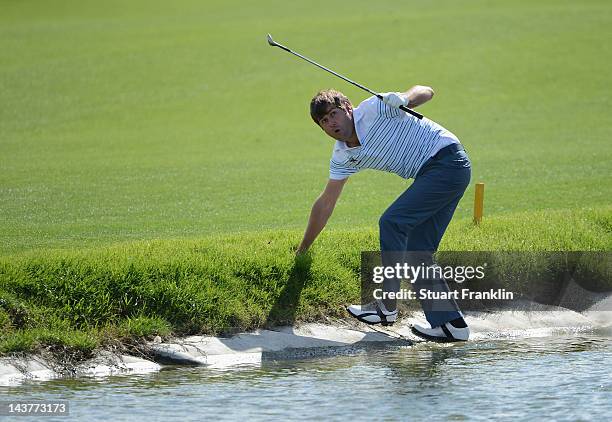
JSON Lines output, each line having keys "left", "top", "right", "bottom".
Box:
{"left": 346, "top": 300, "right": 398, "bottom": 326}
{"left": 411, "top": 319, "right": 470, "bottom": 342}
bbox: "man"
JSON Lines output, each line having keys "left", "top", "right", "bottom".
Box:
{"left": 295, "top": 86, "right": 471, "bottom": 342}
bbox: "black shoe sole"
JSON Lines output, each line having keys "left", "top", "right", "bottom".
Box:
{"left": 346, "top": 307, "right": 396, "bottom": 326}
{"left": 410, "top": 326, "right": 466, "bottom": 343}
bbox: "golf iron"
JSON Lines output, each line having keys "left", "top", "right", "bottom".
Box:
{"left": 266, "top": 34, "right": 423, "bottom": 120}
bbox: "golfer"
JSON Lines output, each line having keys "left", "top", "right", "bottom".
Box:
{"left": 296, "top": 87, "right": 471, "bottom": 342}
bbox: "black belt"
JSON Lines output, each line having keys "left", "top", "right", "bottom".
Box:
{"left": 431, "top": 143, "right": 465, "bottom": 160}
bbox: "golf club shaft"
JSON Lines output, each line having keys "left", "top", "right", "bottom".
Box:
{"left": 269, "top": 36, "right": 423, "bottom": 120}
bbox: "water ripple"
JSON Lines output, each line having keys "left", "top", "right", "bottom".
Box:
{"left": 1, "top": 333, "right": 610, "bottom": 421}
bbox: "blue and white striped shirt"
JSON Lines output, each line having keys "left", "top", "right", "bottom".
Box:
{"left": 329, "top": 96, "right": 460, "bottom": 180}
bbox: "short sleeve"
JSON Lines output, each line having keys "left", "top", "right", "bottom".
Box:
{"left": 329, "top": 158, "right": 360, "bottom": 180}
{"left": 328, "top": 144, "right": 360, "bottom": 180}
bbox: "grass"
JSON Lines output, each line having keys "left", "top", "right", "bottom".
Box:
{"left": 1, "top": 208, "right": 610, "bottom": 357}
{"left": 1, "top": 0, "right": 611, "bottom": 254}
{"left": 0, "top": 1, "right": 611, "bottom": 359}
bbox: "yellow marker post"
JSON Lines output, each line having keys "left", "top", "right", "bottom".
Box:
{"left": 473, "top": 182, "right": 485, "bottom": 225}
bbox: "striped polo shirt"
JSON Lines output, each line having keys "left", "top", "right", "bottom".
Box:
{"left": 329, "top": 95, "right": 460, "bottom": 180}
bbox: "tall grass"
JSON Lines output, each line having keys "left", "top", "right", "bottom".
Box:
{"left": 1, "top": 207, "right": 609, "bottom": 357}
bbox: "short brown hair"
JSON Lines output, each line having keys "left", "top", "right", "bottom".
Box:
{"left": 310, "top": 89, "right": 352, "bottom": 124}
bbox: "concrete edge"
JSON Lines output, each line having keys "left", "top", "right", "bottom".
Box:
{"left": 0, "top": 353, "right": 161, "bottom": 386}
{"left": 2, "top": 302, "right": 607, "bottom": 386}
{"left": 0, "top": 321, "right": 411, "bottom": 386}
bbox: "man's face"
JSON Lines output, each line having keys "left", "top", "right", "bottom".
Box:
{"left": 318, "top": 105, "right": 354, "bottom": 141}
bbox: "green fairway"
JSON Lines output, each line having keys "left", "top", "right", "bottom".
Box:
{"left": 1, "top": 0, "right": 611, "bottom": 255}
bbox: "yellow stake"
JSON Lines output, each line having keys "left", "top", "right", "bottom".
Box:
{"left": 474, "top": 182, "right": 485, "bottom": 224}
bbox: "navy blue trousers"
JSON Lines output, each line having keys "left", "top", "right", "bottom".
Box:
{"left": 379, "top": 146, "right": 471, "bottom": 327}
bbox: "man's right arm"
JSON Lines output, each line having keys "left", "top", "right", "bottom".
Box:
{"left": 296, "top": 178, "right": 348, "bottom": 254}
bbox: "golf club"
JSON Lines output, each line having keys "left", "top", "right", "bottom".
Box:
{"left": 266, "top": 34, "right": 424, "bottom": 120}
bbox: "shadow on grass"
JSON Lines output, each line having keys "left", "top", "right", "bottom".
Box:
{"left": 210, "top": 252, "right": 399, "bottom": 357}
{"left": 264, "top": 253, "right": 312, "bottom": 328}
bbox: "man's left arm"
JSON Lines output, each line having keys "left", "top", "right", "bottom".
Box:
{"left": 380, "top": 85, "right": 435, "bottom": 109}
{"left": 402, "top": 85, "right": 434, "bottom": 108}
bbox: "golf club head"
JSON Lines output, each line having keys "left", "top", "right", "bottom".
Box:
{"left": 266, "top": 33, "right": 277, "bottom": 47}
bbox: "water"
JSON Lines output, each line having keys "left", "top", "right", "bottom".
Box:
{"left": 2, "top": 332, "right": 610, "bottom": 421}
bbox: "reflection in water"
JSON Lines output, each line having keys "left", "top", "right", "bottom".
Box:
{"left": 1, "top": 334, "right": 610, "bottom": 421}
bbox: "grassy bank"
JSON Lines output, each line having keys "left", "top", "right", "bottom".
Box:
{"left": 1, "top": 207, "right": 610, "bottom": 358}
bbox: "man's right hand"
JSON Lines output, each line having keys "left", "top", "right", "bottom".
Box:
{"left": 296, "top": 178, "right": 347, "bottom": 256}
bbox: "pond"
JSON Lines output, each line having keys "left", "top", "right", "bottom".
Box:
{"left": 2, "top": 331, "right": 610, "bottom": 421}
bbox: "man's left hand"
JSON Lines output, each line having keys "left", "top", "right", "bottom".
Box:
{"left": 381, "top": 92, "right": 409, "bottom": 109}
